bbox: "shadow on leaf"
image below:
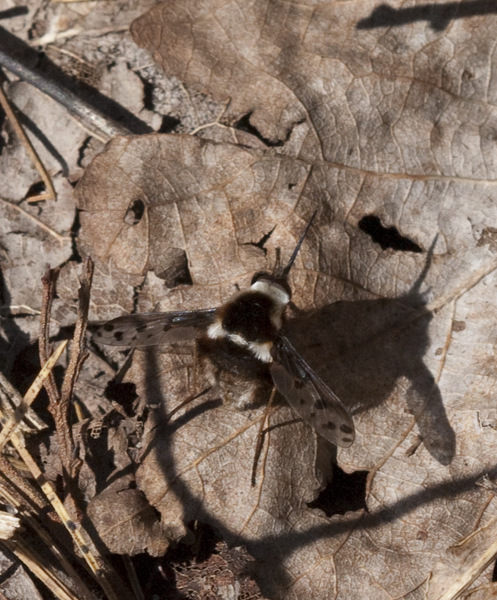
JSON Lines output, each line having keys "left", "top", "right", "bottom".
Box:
{"left": 286, "top": 239, "right": 455, "bottom": 465}
{"left": 357, "top": 0, "right": 497, "bottom": 31}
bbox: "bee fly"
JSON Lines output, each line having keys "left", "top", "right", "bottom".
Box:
{"left": 93, "top": 214, "right": 355, "bottom": 448}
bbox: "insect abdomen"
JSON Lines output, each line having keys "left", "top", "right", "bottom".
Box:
{"left": 198, "top": 336, "right": 273, "bottom": 408}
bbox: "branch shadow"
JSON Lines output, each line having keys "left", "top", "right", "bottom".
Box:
{"left": 0, "top": 267, "right": 31, "bottom": 377}
{"left": 356, "top": 0, "right": 497, "bottom": 31}
{"left": 144, "top": 364, "right": 488, "bottom": 599}
{"left": 15, "top": 110, "right": 70, "bottom": 177}
{"left": 131, "top": 242, "right": 461, "bottom": 597}
{"left": 248, "top": 463, "right": 497, "bottom": 597}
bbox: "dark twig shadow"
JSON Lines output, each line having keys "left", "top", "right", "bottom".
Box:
{"left": 130, "top": 239, "right": 458, "bottom": 597}
{"left": 0, "top": 268, "right": 30, "bottom": 378}
{"left": 357, "top": 0, "right": 497, "bottom": 31}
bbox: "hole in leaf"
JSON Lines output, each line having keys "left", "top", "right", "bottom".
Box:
{"left": 155, "top": 248, "right": 193, "bottom": 288}
{"left": 358, "top": 214, "right": 423, "bottom": 252}
{"left": 234, "top": 112, "right": 284, "bottom": 147}
{"left": 104, "top": 381, "right": 137, "bottom": 414}
{"left": 141, "top": 77, "right": 155, "bottom": 111}
{"left": 77, "top": 137, "right": 93, "bottom": 169}
{"left": 307, "top": 465, "right": 368, "bottom": 517}
{"left": 243, "top": 225, "right": 276, "bottom": 256}
{"left": 124, "top": 199, "right": 145, "bottom": 226}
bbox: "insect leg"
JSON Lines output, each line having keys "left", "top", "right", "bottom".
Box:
{"left": 164, "top": 386, "right": 212, "bottom": 423}
{"left": 251, "top": 386, "right": 277, "bottom": 487}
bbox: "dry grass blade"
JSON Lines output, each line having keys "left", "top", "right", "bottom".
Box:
{"left": 10, "top": 438, "right": 102, "bottom": 574}
{"left": 0, "top": 477, "right": 97, "bottom": 598}
{"left": 0, "top": 340, "right": 67, "bottom": 452}
{"left": 0, "top": 197, "right": 69, "bottom": 245}
{"left": 122, "top": 556, "right": 145, "bottom": 600}
{"left": 0, "top": 79, "right": 56, "bottom": 201}
{"left": 434, "top": 516, "right": 497, "bottom": 600}
{"left": 0, "top": 511, "right": 21, "bottom": 540}
{"left": 3, "top": 539, "right": 81, "bottom": 600}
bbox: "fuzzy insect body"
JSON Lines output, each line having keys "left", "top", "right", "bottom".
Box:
{"left": 197, "top": 278, "right": 290, "bottom": 409}
{"left": 93, "top": 216, "right": 355, "bottom": 447}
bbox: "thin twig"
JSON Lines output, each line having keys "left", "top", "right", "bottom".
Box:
{"left": 0, "top": 46, "right": 131, "bottom": 140}
{"left": 59, "top": 257, "right": 93, "bottom": 478}
{"left": 39, "top": 266, "right": 78, "bottom": 505}
{"left": 39, "top": 267, "right": 61, "bottom": 409}
{"left": 0, "top": 304, "right": 41, "bottom": 316}
{"left": 163, "top": 386, "right": 212, "bottom": 423}
{"left": 2, "top": 539, "right": 79, "bottom": 600}
{"left": 0, "top": 372, "right": 46, "bottom": 433}
{"left": 46, "top": 45, "right": 93, "bottom": 66}
{"left": 17, "top": 509, "right": 98, "bottom": 600}
{"left": 6, "top": 420, "right": 123, "bottom": 599}
{"left": 0, "top": 81, "right": 57, "bottom": 201}
{"left": 0, "top": 453, "right": 47, "bottom": 510}
{"left": 32, "top": 26, "right": 129, "bottom": 45}
{"left": 10, "top": 435, "right": 105, "bottom": 581}
{"left": 122, "top": 555, "right": 145, "bottom": 600}
{"left": 35, "top": 259, "right": 124, "bottom": 599}
{"left": 0, "top": 197, "right": 69, "bottom": 245}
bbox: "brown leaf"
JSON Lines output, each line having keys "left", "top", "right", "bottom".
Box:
{"left": 76, "top": 133, "right": 311, "bottom": 281}
{"left": 74, "top": 1, "right": 497, "bottom": 598}
{"left": 86, "top": 474, "right": 170, "bottom": 556}
{"left": 175, "top": 541, "right": 265, "bottom": 599}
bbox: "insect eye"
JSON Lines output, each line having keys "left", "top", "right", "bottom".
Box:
{"left": 251, "top": 270, "right": 271, "bottom": 285}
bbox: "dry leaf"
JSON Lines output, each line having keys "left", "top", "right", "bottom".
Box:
{"left": 75, "top": 1, "right": 497, "bottom": 598}
{"left": 78, "top": 131, "right": 497, "bottom": 598}
{"left": 174, "top": 541, "right": 265, "bottom": 599}
{"left": 86, "top": 474, "right": 170, "bottom": 557}
{"left": 76, "top": 133, "right": 309, "bottom": 281}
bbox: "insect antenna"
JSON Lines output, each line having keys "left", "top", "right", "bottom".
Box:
{"left": 279, "top": 211, "right": 317, "bottom": 278}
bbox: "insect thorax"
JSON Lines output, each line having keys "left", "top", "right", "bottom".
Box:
{"left": 224, "top": 292, "right": 278, "bottom": 339}
{"left": 200, "top": 283, "right": 289, "bottom": 407}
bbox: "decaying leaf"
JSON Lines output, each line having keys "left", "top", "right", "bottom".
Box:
{"left": 86, "top": 474, "right": 170, "bottom": 556}
{"left": 427, "top": 514, "right": 497, "bottom": 600}
{"left": 73, "top": 1, "right": 497, "bottom": 598}
{"left": 174, "top": 541, "right": 265, "bottom": 599}
{"left": 76, "top": 133, "right": 310, "bottom": 281}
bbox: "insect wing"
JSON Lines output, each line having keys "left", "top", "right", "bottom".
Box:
{"left": 93, "top": 308, "right": 217, "bottom": 347}
{"left": 270, "top": 334, "right": 355, "bottom": 447}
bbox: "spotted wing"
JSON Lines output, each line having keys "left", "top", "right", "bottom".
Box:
{"left": 270, "top": 334, "right": 355, "bottom": 447}
{"left": 92, "top": 309, "right": 217, "bottom": 347}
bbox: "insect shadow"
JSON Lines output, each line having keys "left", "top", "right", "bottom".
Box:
{"left": 129, "top": 239, "right": 456, "bottom": 597}
{"left": 285, "top": 238, "right": 455, "bottom": 466}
